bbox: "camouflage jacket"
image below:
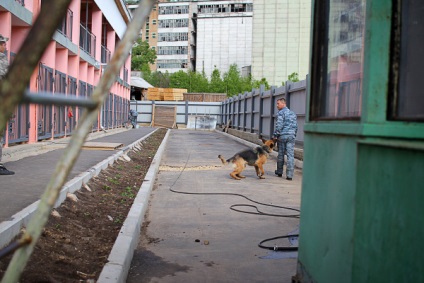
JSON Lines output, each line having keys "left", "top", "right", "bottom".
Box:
{"left": 273, "top": 106, "right": 298, "bottom": 138}
{"left": 0, "top": 53, "right": 9, "bottom": 79}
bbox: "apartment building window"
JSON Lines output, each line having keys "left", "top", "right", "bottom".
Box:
{"left": 158, "top": 32, "right": 188, "bottom": 42}
{"left": 158, "top": 46, "right": 188, "bottom": 55}
{"left": 159, "top": 19, "right": 189, "bottom": 28}
{"left": 198, "top": 3, "right": 252, "bottom": 14}
{"left": 152, "top": 20, "right": 157, "bottom": 25}
{"left": 152, "top": 32, "right": 156, "bottom": 39}
{"left": 157, "top": 59, "right": 188, "bottom": 69}
{"left": 159, "top": 5, "right": 189, "bottom": 15}
{"left": 153, "top": 5, "right": 156, "bottom": 11}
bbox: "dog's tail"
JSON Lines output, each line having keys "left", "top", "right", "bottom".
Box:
{"left": 218, "top": 155, "right": 231, "bottom": 165}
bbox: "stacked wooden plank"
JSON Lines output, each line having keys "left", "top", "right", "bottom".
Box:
{"left": 183, "top": 92, "right": 227, "bottom": 102}
{"left": 163, "top": 88, "right": 187, "bottom": 101}
{"left": 147, "top": 87, "right": 164, "bottom": 101}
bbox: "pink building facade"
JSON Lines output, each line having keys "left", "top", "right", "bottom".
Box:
{"left": 0, "top": 0, "right": 132, "bottom": 146}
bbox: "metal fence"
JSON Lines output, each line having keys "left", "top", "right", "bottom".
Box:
{"left": 130, "top": 100, "right": 222, "bottom": 126}
{"left": 130, "top": 79, "right": 307, "bottom": 144}
{"left": 221, "top": 80, "right": 307, "bottom": 144}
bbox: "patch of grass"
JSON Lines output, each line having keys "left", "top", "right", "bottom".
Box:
{"left": 108, "top": 177, "right": 120, "bottom": 185}
{"left": 103, "top": 185, "right": 112, "bottom": 191}
{"left": 121, "top": 186, "right": 135, "bottom": 198}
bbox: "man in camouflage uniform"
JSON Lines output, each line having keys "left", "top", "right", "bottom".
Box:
{"left": 0, "top": 34, "right": 14, "bottom": 175}
{"left": 272, "top": 98, "right": 297, "bottom": 180}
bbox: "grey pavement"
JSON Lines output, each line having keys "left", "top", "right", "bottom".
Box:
{"left": 0, "top": 127, "right": 302, "bottom": 283}
{"left": 0, "top": 127, "right": 156, "bottom": 248}
{"left": 126, "top": 130, "right": 302, "bottom": 283}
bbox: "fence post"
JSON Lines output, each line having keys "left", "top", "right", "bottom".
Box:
{"left": 259, "top": 84, "right": 265, "bottom": 136}
{"left": 269, "top": 86, "right": 277, "bottom": 139}
{"left": 250, "top": 89, "right": 255, "bottom": 133}
{"left": 285, "top": 80, "right": 291, "bottom": 108}
{"left": 185, "top": 100, "right": 189, "bottom": 125}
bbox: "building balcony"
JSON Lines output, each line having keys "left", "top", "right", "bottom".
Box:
{"left": 79, "top": 24, "right": 96, "bottom": 58}
{"left": 57, "top": 9, "right": 73, "bottom": 40}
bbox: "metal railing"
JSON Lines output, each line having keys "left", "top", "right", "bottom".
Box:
{"left": 101, "top": 44, "right": 111, "bottom": 63}
{"left": 57, "top": 9, "right": 73, "bottom": 39}
{"left": 123, "top": 66, "right": 129, "bottom": 82}
{"left": 79, "top": 24, "right": 96, "bottom": 58}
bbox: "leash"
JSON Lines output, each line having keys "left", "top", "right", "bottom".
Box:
{"left": 166, "top": 149, "right": 300, "bottom": 252}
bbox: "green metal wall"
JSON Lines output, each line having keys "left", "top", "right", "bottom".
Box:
{"left": 297, "top": 0, "right": 424, "bottom": 281}
{"left": 298, "top": 133, "right": 357, "bottom": 282}
{"left": 353, "top": 141, "right": 424, "bottom": 283}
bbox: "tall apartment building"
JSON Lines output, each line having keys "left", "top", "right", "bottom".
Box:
{"left": 251, "top": 0, "right": 311, "bottom": 86}
{"left": 127, "top": 0, "right": 253, "bottom": 78}
{"left": 1, "top": 0, "right": 132, "bottom": 147}
{"left": 127, "top": 0, "right": 160, "bottom": 71}
{"left": 127, "top": 0, "right": 311, "bottom": 86}
{"left": 157, "top": 1, "right": 191, "bottom": 73}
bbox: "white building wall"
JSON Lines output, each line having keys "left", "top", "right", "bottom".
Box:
{"left": 196, "top": 15, "right": 252, "bottom": 78}
{"left": 94, "top": 0, "right": 129, "bottom": 38}
{"left": 252, "top": 0, "right": 311, "bottom": 86}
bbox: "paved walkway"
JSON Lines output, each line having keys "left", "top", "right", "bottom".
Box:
{"left": 0, "top": 128, "right": 302, "bottom": 282}
{"left": 126, "top": 130, "right": 302, "bottom": 283}
{"left": 0, "top": 128, "right": 156, "bottom": 247}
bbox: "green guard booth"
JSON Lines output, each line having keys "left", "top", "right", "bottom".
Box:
{"left": 296, "top": 0, "right": 424, "bottom": 282}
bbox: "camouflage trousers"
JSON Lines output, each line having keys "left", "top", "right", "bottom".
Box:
{"left": 276, "top": 135, "right": 295, "bottom": 178}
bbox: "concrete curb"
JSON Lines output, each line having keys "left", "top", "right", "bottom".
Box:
{"left": 0, "top": 129, "right": 158, "bottom": 250}
{"left": 97, "top": 129, "right": 170, "bottom": 283}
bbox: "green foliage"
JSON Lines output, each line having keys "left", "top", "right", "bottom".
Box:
{"left": 282, "top": 72, "right": 300, "bottom": 85}
{"left": 252, "top": 77, "right": 270, "bottom": 90}
{"left": 144, "top": 63, "right": 277, "bottom": 97}
{"left": 131, "top": 38, "right": 157, "bottom": 72}
{"left": 209, "top": 69, "right": 226, "bottom": 93}
{"left": 223, "top": 64, "right": 244, "bottom": 97}
{"left": 169, "top": 70, "right": 190, "bottom": 89}
{"left": 144, "top": 71, "right": 170, "bottom": 88}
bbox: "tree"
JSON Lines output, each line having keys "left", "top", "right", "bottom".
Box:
{"left": 252, "top": 77, "right": 270, "bottom": 90}
{"left": 131, "top": 38, "right": 156, "bottom": 73}
{"left": 189, "top": 70, "right": 209, "bottom": 92}
{"left": 144, "top": 71, "right": 170, "bottom": 88}
{"left": 223, "top": 64, "right": 243, "bottom": 97}
{"left": 169, "top": 70, "right": 190, "bottom": 89}
{"left": 209, "top": 68, "right": 226, "bottom": 93}
{"left": 282, "top": 72, "right": 300, "bottom": 85}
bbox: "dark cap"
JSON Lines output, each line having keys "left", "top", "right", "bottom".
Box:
{"left": 0, "top": 35, "right": 9, "bottom": 43}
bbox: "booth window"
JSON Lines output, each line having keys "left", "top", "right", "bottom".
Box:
{"left": 310, "top": 0, "right": 366, "bottom": 120}
{"left": 389, "top": 0, "right": 424, "bottom": 121}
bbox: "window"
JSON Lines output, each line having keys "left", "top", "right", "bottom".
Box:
{"left": 152, "top": 32, "right": 156, "bottom": 39}
{"left": 157, "top": 59, "right": 188, "bottom": 69}
{"left": 158, "top": 32, "right": 188, "bottom": 42}
{"left": 152, "top": 20, "right": 157, "bottom": 25}
{"left": 389, "top": 0, "right": 424, "bottom": 121}
{"left": 310, "top": 0, "right": 366, "bottom": 120}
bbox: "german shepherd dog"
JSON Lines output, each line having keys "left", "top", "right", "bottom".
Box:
{"left": 218, "top": 138, "right": 275, "bottom": 180}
